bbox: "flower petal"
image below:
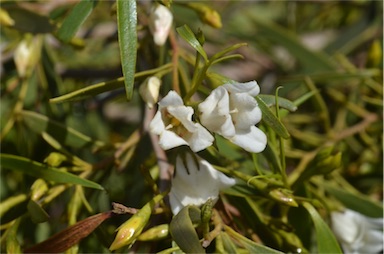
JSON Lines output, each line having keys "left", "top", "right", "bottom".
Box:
{"left": 230, "top": 126, "right": 267, "bottom": 153}
{"left": 158, "top": 90, "right": 183, "bottom": 109}
{"left": 224, "top": 80, "right": 260, "bottom": 96}
{"left": 183, "top": 123, "right": 214, "bottom": 152}
{"left": 158, "top": 129, "right": 188, "bottom": 150}
{"left": 229, "top": 92, "right": 262, "bottom": 130}
{"left": 199, "top": 86, "right": 235, "bottom": 137}
{"left": 149, "top": 111, "right": 165, "bottom": 135}
{"left": 331, "top": 209, "right": 384, "bottom": 254}
{"left": 167, "top": 105, "right": 196, "bottom": 132}
{"left": 169, "top": 154, "right": 236, "bottom": 215}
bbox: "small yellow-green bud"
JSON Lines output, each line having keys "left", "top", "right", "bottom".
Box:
{"left": 186, "top": 3, "right": 222, "bottom": 29}
{"left": 137, "top": 224, "right": 169, "bottom": 241}
{"left": 0, "top": 8, "right": 15, "bottom": 26}
{"left": 269, "top": 188, "right": 298, "bottom": 207}
{"left": 30, "top": 179, "right": 48, "bottom": 201}
{"left": 109, "top": 214, "right": 148, "bottom": 251}
{"left": 44, "top": 152, "right": 67, "bottom": 167}
{"left": 109, "top": 193, "right": 167, "bottom": 250}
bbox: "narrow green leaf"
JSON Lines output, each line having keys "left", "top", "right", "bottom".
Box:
{"left": 50, "top": 64, "right": 172, "bottom": 104}
{"left": 224, "top": 225, "right": 283, "bottom": 254}
{"left": 116, "top": 0, "right": 137, "bottom": 100}
{"left": 1, "top": 154, "right": 104, "bottom": 190}
{"left": 176, "top": 25, "right": 208, "bottom": 62}
{"left": 256, "top": 96, "right": 290, "bottom": 139}
{"left": 170, "top": 206, "right": 204, "bottom": 253}
{"left": 302, "top": 202, "right": 342, "bottom": 254}
{"left": 278, "top": 69, "right": 380, "bottom": 84}
{"left": 324, "top": 183, "right": 383, "bottom": 218}
{"left": 57, "top": 0, "right": 97, "bottom": 42}
{"left": 5, "top": 6, "right": 54, "bottom": 34}
{"left": 50, "top": 77, "right": 124, "bottom": 104}
{"left": 20, "top": 110, "right": 104, "bottom": 149}
{"left": 262, "top": 144, "right": 283, "bottom": 174}
{"left": 258, "top": 94, "right": 297, "bottom": 112}
{"left": 230, "top": 10, "right": 336, "bottom": 72}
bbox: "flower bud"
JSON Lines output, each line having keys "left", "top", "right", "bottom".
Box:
{"left": 44, "top": 152, "right": 67, "bottom": 167}
{"left": 139, "top": 76, "right": 161, "bottom": 109}
{"left": 0, "top": 8, "right": 15, "bottom": 26}
{"left": 109, "top": 212, "right": 149, "bottom": 251}
{"left": 30, "top": 179, "right": 48, "bottom": 201}
{"left": 109, "top": 193, "right": 167, "bottom": 250}
{"left": 149, "top": 4, "right": 173, "bottom": 46}
{"left": 186, "top": 3, "right": 222, "bottom": 28}
{"left": 14, "top": 40, "right": 32, "bottom": 78}
{"left": 269, "top": 188, "right": 298, "bottom": 207}
{"left": 137, "top": 224, "right": 169, "bottom": 241}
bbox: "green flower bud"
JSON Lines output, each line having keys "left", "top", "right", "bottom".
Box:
{"left": 30, "top": 179, "right": 48, "bottom": 201}
{"left": 269, "top": 188, "right": 298, "bottom": 207}
{"left": 109, "top": 204, "right": 151, "bottom": 251}
{"left": 44, "top": 152, "right": 67, "bottom": 167}
{"left": 109, "top": 193, "right": 167, "bottom": 251}
{"left": 186, "top": 3, "right": 222, "bottom": 28}
{"left": 137, "top": 224, "right": 169, "bottom": 241}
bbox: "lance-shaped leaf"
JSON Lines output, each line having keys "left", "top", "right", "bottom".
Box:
{"left": 20, "top": 110, "right": 104, "bottom": 149}
{"left": 170, "top": 205, "right": 205, "bottom": 253}
{"left": 256, "top": 96, "right": 290, "bottom": 139}
{"left": 57, "top": 0, "right": 98, "bottom": 43}
{"left": 176, "top": 25, "right": 208, "bottom": 62}
{"left": 5, "top": 6, "right": 53, "bottom": 34}
{"left": 24, "top": 212, "right": 113, "bottom": 253}
{"left": 302, "top": 202, "right": 342, "bottom": 254}
{"left": 1, "top": 154, "right": 104, "bottom": 190}
{"left": 258, "top": 94, "right": 297, "bottom": 112}
{"left": 116, "top": 0, "right": 137, "bottom": 100}
{"left": 50, "top": 77, "right": 124, "bottom": 104}
{"left": 224, "top": 225, "right": 283, "bottom": 254}
{"left": 324, "top": 183, "right": 383, "bottom": 218}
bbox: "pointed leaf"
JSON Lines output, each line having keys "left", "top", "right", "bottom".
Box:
{"left": 20, "top": 110, "right": 104, "bottom": 149}
{"left": 176, "top": 25, "right": 208, "bottom": 61}
{"left": 57, "top": 0, "right": 98, "bottom": 42}
{"left": 24, "top": 212, "right": 113, "bottom": 253}
{"left": 256, "top": 96, "right": 290, "bottom": 139}
{"left": 170, "top": 205, "right": 204, "bottom": 253}
{"left": 116, "top": 0, "right": 137, "bottom": 100}
{"left": 1, "top": 154, "right": 104, "bottom": 190}
{"left": 231, "top": 11, "right": 336, "bottom": 72}
{"left": 324, "top": 183, "right": 383, "bottom": 218}
{"left": 258, "top": 94, "right": 297, "bottom": 112}
{"left": 224, "top": 225, "right": 283, "bottom": 254}
{"left": 5, "top": 6, "right": 53, "bottom": 34}
{"left": 50, "top": 77, "right": 124, "bottom": 103}
{"left": 302, "top": 202, "right": 342, "bottom": 254}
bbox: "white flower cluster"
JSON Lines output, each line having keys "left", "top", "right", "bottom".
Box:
{"left": 149, "top": 81, "right": 267, "bottom": 215}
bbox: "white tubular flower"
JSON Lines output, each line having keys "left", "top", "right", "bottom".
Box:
{"left": 198, "top": 81, "right": 267, "bottom": 153}
{"left": 139, "top": 76, "right": 161, "bottom": 109}
{"left": 149, "top": 4, "right": 173, "bottom": 46}
{"left": 149, "top": 91, "right": 214, "bottom": 152}
{"left": 331, "top": 209, "right": 383, "bottom": 254}
{"left": 169, "top": 153, "right": 236, "bottom": 215}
